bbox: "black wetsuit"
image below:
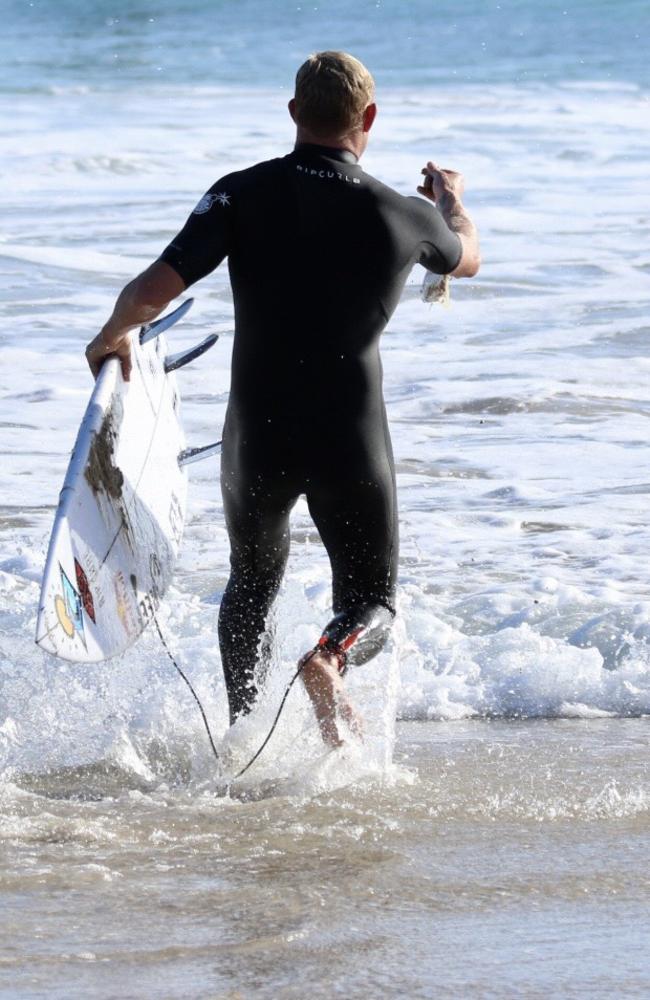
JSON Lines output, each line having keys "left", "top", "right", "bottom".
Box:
{"left": 160, "top": 144, "right": 462, "bottom": 722}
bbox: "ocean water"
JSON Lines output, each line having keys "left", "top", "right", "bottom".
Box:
{"left": 1, "top": 1, "right": 650, "bottom": 997}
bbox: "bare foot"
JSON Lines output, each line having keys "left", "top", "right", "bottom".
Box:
{"left": 300, "top": 650, "right": 364, "bottom": 747}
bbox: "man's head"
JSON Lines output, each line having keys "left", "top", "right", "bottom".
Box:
{"left": 289, "top": 51, "right": 376, "bottom": 156}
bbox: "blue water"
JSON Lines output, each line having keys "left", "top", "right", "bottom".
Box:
{"left": 3, "top": 0, "right": 649, "bottom": 92}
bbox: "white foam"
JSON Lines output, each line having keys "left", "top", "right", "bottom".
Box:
{"left": 0, "top": 243, "right": 144, "bottom": 276}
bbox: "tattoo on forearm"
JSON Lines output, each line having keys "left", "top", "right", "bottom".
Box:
{"left": 439, "top": 194, "right": 474, "bottom": 237}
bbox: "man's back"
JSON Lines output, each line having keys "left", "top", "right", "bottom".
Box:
{"left": 161, "top": 142, "right": 461, "bottom": 459}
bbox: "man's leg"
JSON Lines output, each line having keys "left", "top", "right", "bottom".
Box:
{"left": 218, "top": 470, "right": 297, "bottom": 725}
{"left": 309, "top": 471, "right": 398, "bottom": 643}
{"left": 302, "top": 469, "right": 398, "bottom": 743}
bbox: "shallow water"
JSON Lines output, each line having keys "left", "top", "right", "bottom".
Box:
{"left": 2, "top": 720, "right": 650, "bottom": 999}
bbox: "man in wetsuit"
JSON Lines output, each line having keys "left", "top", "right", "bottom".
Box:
{"left": 86, "top": 51, "right": 480, "bottom": 746}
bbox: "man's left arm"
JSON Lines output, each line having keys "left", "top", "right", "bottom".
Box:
{"left": 85, "top": 260, "right": 186, "bottom": 381}
{"left": 416, "top": 161, "right": 480, "bottom": 278}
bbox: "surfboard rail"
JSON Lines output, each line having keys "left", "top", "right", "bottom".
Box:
{"left": 37, "top": 320, "right": 189, "bottom": 661}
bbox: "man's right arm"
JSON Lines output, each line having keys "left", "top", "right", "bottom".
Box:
{"left": 417, "top": 160, "right": 480, "bottom": 278}
{"left": 85, "top": 261, "right": 186, "bottom": 381}
{"left": 85, "top": 176, "right": 235, "bottom": 381}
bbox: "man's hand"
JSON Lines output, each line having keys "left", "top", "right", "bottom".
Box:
{"left": 417, "top": 159, "right": 480, "bottom": 278}
{"left": 417, "top": 160, "right": 465, "bottom": 204}
{"left": 85, "top": 325, "right": 133, "bottom": 382}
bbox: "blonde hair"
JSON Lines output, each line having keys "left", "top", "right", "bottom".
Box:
{"left": 294, "top": 51, "right": 375, "bottom": 135}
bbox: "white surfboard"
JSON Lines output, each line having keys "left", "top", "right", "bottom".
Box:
{"left": 35, "top": 300, "right": 216, "bottom": 663}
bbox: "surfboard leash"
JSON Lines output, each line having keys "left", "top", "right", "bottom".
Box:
{"left": 153, "top": 614, "right": 221, "bottom": 765}
{"left": 152, "top": 622, "right": 328, "bottom": 783}
{"left": 231, "top": 634, "right": 354, "bottom": 780}
{"left": 230, "top": 658, "right": 312, "bottom": 780}
{"left": 152, "top": 612, "right": 303, "bottom": 778}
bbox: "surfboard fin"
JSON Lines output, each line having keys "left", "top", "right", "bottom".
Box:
{"left": 178, "top": 441, "right": 222, "bottom": 467}
{"left": 140, "top": 298, "right": 194, "bottom": 345}
{"left": 165, "top": 333, "right": 219, "bottom": 373}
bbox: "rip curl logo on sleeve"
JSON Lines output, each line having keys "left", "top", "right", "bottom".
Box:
{"left": 193, "top": 191, "right": 231, "bottom": 214}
